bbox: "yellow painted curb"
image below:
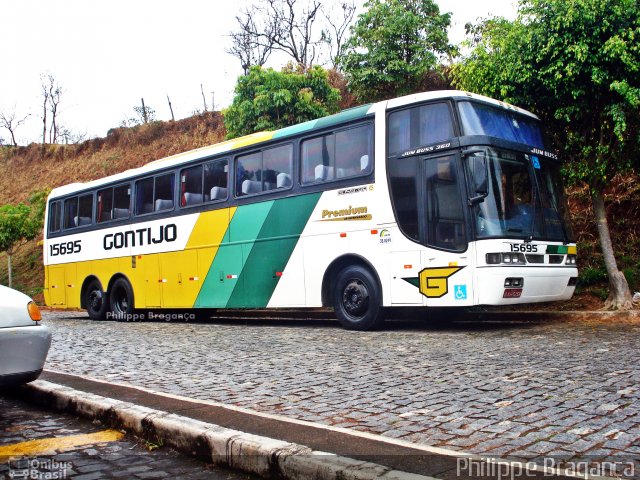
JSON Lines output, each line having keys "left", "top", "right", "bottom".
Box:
{"left": 0, "top": 429, "right": 124, "bottom": 457}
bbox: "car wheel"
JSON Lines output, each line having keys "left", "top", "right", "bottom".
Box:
{"left": 333, "top": 265, "right": 384, "bottom": 331}
{"left": 85, "top": 279, "right": 108, "bottom": 320}
{"left": 109, "top": 278, "right": 134, "bottom": 320}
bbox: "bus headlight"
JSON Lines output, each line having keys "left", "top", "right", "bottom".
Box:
{"left": 566, "top": 255, "right": 577, "bottom": 265}
{"left": 486, "top": 253, "right": 502, "bottom": 264}
{"left": 486, "top": 253, "right": 526, "bottom": 265}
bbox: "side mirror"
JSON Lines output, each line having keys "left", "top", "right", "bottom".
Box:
{"left": 473, "top": 155, "right": 488, "bottom": 195}
{"left": 468, "top": 154, "right": 489, "bottom": 206}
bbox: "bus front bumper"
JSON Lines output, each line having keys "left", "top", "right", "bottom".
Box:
{"left": 475, "top": 266, "right": 578, "bottom": 305}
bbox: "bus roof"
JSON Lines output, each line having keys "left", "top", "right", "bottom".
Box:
{"left": 48, "top": 90, "right": 538, "bottom": 199}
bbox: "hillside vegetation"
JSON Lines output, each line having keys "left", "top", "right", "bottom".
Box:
{"left": 0, "top": 111, "right": 638, "bottom": 307}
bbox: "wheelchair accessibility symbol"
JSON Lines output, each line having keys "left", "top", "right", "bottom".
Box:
{"left": 454, "top": 285, "right": 467, "bottom": 300}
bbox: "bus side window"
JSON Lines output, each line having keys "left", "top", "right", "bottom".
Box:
{"left": 301, "top": 134, "right": 335, "bottom": 184}
{"left": 135, "top": 177, "right": 154, "bottom": 215}
{"left": 77, "top": 194, "right": 93, "bottom": 227}
{"left": 97, "top": 188, "right": 113, "bottom": 223}
{"left": 205, "top": 159, "right": 228, "bottom": 201}
{"left": 154, "top": 173, "right": 175, "bottom": 211}
{"left": 236, "top": 152, "right": 262, "bottom": 196}
{"left": 335, "top": 124, "right": 372, "bottom": 178}
{"left": 112, "top": 184, "right": 131, "bottom": 219}
{"left": 180, "top": 165, "right": 203, "bottom": 207}
{"left": 63, "top": 197, "right": 78, "bottom": 229}
{"left": 264, "top": 144, "right": 292, "bottom": 190}
{"left": 48, "top": 201, "right": 61, "bottom": 233}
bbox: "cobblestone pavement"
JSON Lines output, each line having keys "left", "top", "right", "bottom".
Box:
{"left": 0, "top": 393, "right": 262, "bottom": 479}
{"left": 42, "top": 311, "right": 640, "bottom": 476}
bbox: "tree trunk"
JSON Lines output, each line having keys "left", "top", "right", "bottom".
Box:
{"left": 7, "top": 253, "right": 12, "bottom": 289}
{"left": 43, "top": 97, "right": 48, "bottom": 144}
{"left": 167, "top": 95, "right": 175, "bottom": 121}
{"left": 591, "top": 188, "right": 633, "bottom": 310}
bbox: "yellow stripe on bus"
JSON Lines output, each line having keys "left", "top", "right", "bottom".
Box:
{"left": 0, "top": 429, "right": 124, "bottom": 457}
{"left": 186, "top": 207, "right": 236, "bottom": 249}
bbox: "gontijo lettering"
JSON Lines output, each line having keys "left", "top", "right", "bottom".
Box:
{"left": 104, "top": 224, "right": 177, "bottom": 250}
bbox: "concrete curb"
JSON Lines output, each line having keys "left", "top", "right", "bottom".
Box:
{"left": 20, "top": 380, "right": 435, "bottom": 480}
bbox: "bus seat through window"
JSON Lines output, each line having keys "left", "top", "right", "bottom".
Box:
{"left": 315, "top": 165, "right": 334, "bottom": 181}
{"left": 276, "top": 173, "right": 292, "bottom": 188}
{"left": 74, "top": 216, "right": 92, "bottom": 227}
{"left": 210, "top": 186, "right": 227, "bottom": 200}
{"left": 113, "top": 208, "right": 129, "bottom": 219}
{"left": 242, "top": 180, "right": 262, "bottom": 195}
{"left": 183, "top": 192, "right": 203, "bottom": 206}
{"left": 360, "top": 155, "right": 369, "bottom": 171}
{"left": 155, "top": 199, "right": 173, "bottom": 211}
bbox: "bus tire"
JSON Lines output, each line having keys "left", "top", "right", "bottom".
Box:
{"left": 109, "top": 278, "right": 134, "bottom": 320}
{"left": 333, "top": 265, "right": 384, "bottom": 331}
{"left": 85, "top": 279, "right": 108, "bottom": 320}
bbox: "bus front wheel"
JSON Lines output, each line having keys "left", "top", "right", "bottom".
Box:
{"left": 109, "top": 278, "right": 134, "bottom": 319}
{"left": 85, "top": 279, "right": 108, "bottom": 320}
{"left": 333, "top": 265, "right": 383, "bottom": 331}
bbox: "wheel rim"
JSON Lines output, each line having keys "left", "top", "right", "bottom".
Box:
{"left": 342, "top": 279, "right": 369, "bottom": 318}
{"left": 114, "top": 288, "right": 128, "bottom": 314}
{"left": 88, "top": 288, "right": 103, "bottom": 312}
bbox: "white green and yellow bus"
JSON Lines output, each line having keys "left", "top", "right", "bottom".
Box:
{"left": 43, "top": 90, "right": 577, "bottom": 330}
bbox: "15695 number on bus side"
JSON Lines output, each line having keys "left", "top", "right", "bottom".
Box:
{"left": 50, "top": 240, "right": 81, "bottom": 257}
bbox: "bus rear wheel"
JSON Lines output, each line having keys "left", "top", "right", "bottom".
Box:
{"left": 109, "top": 278, "right": 134, "bottom": 320}
{"left": 85, "top": 279, "right": 108, "bottom": 320}
{"left": 333, "top": 265, "right": 383, "bottom": 331}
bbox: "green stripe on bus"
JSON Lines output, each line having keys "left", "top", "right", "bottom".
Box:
{"left": 227, "top": 193, "right": 321, "bottom": 308}
{"left": 195, "top": 202, "right": 274, "bottom": 308}
{"left": 272, "top": 119, "right": 318, "bottom": 139}
{"left": 271, "top": 104, "right": 372, "bottom": 140}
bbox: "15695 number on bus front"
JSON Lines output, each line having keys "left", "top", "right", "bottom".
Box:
{"left": 510, "top": 243, "right": 538, "bottom": 253}
{"left": 49, "top": 240, "right": 81, "bottom": 257}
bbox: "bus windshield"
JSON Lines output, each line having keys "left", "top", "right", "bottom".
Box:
{"left": 458, "top": 101, "right": 545, "bottom": 149}
{"left": 466, "top": 149, "right": 574, "bottom": 242}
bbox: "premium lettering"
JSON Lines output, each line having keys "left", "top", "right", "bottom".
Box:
{"left": 322, "top": 205, "right": 368, "bottom": 219}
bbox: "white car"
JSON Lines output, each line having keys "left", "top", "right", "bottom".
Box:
{"left": 0, "top": 285, "right": 51, "bottom": 386}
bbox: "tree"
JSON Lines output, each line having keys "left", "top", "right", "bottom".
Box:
{"left": 227, "top": 6, "right": 278, "bottom": 74}
{"left": 453, "top": 0, "right": 640, "bottom": 309}
{"left": 322, "top": 1, "right": 357, "bottom": 68}
{"left": 0, "top": 108, "right": 30, "bottom": 147}
{"left": 226, "top": 0, "right": 356, "bottom": 72}
{"left": 0, "top": 191, "right": 46, "bottom": 289}
{"left": 223, "top": 65, "right": 340, "bottom": 138}
{"left": 41, "top": 74, "right": 63, "bottom": 143}
{"left": 339, "top": 0, "right": 453, "bottom": 102}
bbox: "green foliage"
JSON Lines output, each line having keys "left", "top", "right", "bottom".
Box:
{"left": 578, "top": 265, "right": 608, "bottom": 286}
{"left": 339, "top": 0, "right": 453, "bottom": 102}
{"left": 0, "top": 203, "right": 40, "bottom": 255}
{"left": 224, "top": 65, "right": 341, "bottom": 139}
{"left": 0, "top": 189, "right": 47, "bottom": 286}
{"left": 453, "top": 0, "right": 640, "bottom": 189}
